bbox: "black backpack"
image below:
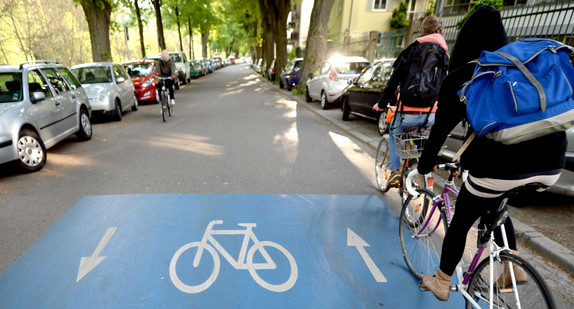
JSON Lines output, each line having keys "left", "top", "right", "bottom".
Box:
{"left": 400, "top": 42, "right": 448, "bottom": 108}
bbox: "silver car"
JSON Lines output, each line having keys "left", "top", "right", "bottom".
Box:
{"left": 0, "top": 61, "right": 92, "bottom": 173}
{"left": 306, "top": 56, "right": 371, "bottom": 109}
{"left": 71, "top": 62, "right": 138, "bottom": 121}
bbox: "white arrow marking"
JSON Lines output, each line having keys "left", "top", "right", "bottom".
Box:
{"left": 347, "top": 228, "right": 387, "bottom": 283}
{"left": 77, "top": 227, "right": 117, "bottom": 282}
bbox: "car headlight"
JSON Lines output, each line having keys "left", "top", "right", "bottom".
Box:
{"left": 142, "top": 81, "right": 151, "bottom": 88}
{"left": 98, "top": 91, "right": 107, "bottom": 101}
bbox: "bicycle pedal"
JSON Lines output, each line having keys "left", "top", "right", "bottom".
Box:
{"left": 418, "top": 281, "right": 428, "bottom": 291}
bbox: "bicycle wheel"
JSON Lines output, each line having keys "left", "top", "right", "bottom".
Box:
{"left": 399, "top": 189, "right": 449, "bottom": 280}
{"left": 169, "top": 242, "right": 220, "bottom": 294}
{"left": 247, "top": 241, "right": 298, "bottom": 292}
{"left": 466, "top": 252, "right": 555, "bottom": 309}
{"left": 375, "top": 135, "right": 392, "bottom": 192}
{"left": 168, "top": 99, "right": 173, "bottom": 117}
{"left": 161, "top": 94, "right": 167, "bottom": 122}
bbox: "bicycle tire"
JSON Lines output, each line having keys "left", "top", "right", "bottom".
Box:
{"left": 169, "top": 242, "right": 220, "bottom": 294}
{"left": 161, "top": 93, "right": 167, "bottom": 122}
{"left": 466, "top": 252, "right": 556, "bottom": 309}
{"left": 247, "top": 241, "right": 298, "bottom": 293}
{"left": 399, "top": 189, "right": 448, "bottom": 280}
{"left": 375, "top": 135, "right": 391, "bottom": 192}
{"left": 168, "top": 99, "right": 173, "bottom": 117}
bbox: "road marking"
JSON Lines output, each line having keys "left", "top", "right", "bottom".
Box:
{"left": 347, "top": 228, "right": 387, "bottom": 283}
{"left": 76, "top": 227, "right": 117, "bottom": 282}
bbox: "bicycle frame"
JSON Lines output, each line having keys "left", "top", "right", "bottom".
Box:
{"left": 193, "top": 220, "right": 276, "bottom": 270}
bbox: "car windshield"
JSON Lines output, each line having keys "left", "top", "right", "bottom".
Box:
{"left": 125, "top": 64, "right": 152, "bottom": 77}
{"left": 0, "top": 73, "right": 23, "bottom": 103}
{"left": 334, "top": 62, "right": 370, "bottom": 74}
{"left": 294, "top": 61, "right": 303, "bottom": 70}
{"left": 72, "top": 67, "right": 112, "bottom": 84}
{"left": 170, "top": 54, "right": 182, "bottom": 62}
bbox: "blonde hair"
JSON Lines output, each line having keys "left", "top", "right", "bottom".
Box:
{"left": 420, "top": 16, "right": 443, "bottom": 35}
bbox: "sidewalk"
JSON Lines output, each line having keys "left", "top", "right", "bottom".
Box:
{"left": 267, "top": 79, "right": 574, "bottom": 277}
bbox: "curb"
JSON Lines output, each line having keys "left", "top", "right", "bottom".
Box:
{"left": 265, "top": 76, "right": 574, "bottom": 276}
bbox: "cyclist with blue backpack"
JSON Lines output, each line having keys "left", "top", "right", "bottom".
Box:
{"left": 373, "top": 16, "right": 449, "bottom": 186}
{"left": 414, "top": 6, "right": 567, "bottom": 301}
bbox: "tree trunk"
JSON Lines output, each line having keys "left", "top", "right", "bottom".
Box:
{"left": 134, "top": 0, "right": 145, "bottom": 58}
{"left": 175, "top": 6, "right": 183, "bottom": 52}
{"left": 201, "top": 28, "right": 209, "bottom": 58}
{"left": 188, "top": 17, "right": 195, "bottom": 60}
{"left": 152, "top": 0, "right": 165, "bottom": 50}
{"left": 80, "top": 0, "right": 113, "bottom": 61}
{"left": 269, "top": 0, "right": 290, "bottom": 82}
{"left": 298, "top": 0, "right": 336, "bottom": 89}
{"left": 258, "top": 0, "right": 274, "bottom": 77}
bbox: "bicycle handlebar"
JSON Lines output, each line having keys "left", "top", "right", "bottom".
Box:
{"left": 406, "top": 169, "right": 421, "bottom": 197}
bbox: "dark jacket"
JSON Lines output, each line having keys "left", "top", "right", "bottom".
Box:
{"left": 156, "top": 58, "right": 176, "bottom": 77}
{"left": 417, "top": 6, "right": 566, "bottom": 177}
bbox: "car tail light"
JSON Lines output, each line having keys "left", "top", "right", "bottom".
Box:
{"left": 272, "top": 67, "right": 275, "bottom": 72}
{"left": 290, "top": 71, "right": 295, "bottom": 79}
{"left": 329, "top": 68, "right": 338, "bottom": 81}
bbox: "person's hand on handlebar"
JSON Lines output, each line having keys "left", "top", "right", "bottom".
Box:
{"left": 373, "top": 103, "right": 384, "bottom": 112}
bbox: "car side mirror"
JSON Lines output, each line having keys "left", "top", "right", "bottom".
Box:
{"left": 117, "top": 77, "right": 125, "bottom": 83}
{"left": 31, "top": 91, "right": 46, "bottom": 103}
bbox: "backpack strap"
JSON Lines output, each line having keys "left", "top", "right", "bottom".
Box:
{"left": 496, "top": 51, "right": 547, "bottom": 112}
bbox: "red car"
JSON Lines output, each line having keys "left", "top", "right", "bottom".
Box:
{"left": 123, "top": 60, "right": 159, "bottom": 103}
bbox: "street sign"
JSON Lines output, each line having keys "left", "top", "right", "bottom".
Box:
{"left": 0, "top": 194, "right": 463, "bottom": 308}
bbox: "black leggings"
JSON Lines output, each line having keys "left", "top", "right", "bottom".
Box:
{"left": 439, "top": 183, "right": 517, "bottom": 276}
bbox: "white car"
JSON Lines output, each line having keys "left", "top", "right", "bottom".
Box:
{"left": 169, "top": 51, "right": 191, "bottom": 85}
{"left": 306, "top": 56, "right": 371, "bottom": 109}
{"left": 0, "top": 61, "right": 92, "bottom": 173}
{"left": 71, "top": 62, "right": 138, "bottom": 121}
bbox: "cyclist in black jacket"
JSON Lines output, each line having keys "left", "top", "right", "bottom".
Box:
{"left": 417, "top": 6, "right": 567, "bottom": 301}
{"left": 156, "top": 50, "right": 176, "bottom": 106}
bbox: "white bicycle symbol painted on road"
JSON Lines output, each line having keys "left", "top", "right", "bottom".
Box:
{"left": 169, "top": 220, "right": 298, "bottom": 293}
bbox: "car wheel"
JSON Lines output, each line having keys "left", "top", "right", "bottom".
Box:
{"left": 76, "top": 108, "right": 92, "bottom": 141}
{"left": 320, "top": 91, "right": 328, "bottom": 110}
{"left": 279, "top": 80, "right": 284, "bottom": 89}
{"left": 342, "top": 96, "right": 351, "bottom": 121}
{"left": 287, "top": 82, "right": 293, "bottom": 91}
{"left": 17, "top": 129, "right": 46, "bottom": 173}
{"left": 131, "top": 95, "right": 138, "bottom": 111}
{"left": 113, "top": 100, "right": 122, "bottom": 121}
{"left": 305, "top": 86, "right": 312, "bottom": 102}
{"left": 175, "top": 78, "right": 181, "bottom": 90}
{"left": 378, "top": 111, "right": 389, "bottom": 136}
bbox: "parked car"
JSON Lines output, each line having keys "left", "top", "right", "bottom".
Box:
{"left": 267, "top": 59, "right": 277, "bottom": 81}
{"left": 0, "top": 61, "right": 92, "bottom": 173}
{"left": 279, "top": 58, "right": 304, "bottom": 90}
{"left": 306, "top": 56, "right": 371, "bottom": 109}
{"left": 204, "top": 59, "right": 213, "bottom": 74}
{"left": 169, "top": 51, "right": 191, "bottom": 85}
{"left": 71, "top": 62, "right": 137, "bottom": 121}
{"left": 340, "top": 58, "right": 396, "bottom": 135}
{"left": 253, "top": 59, "right": 263, "bottom": 74}
{"left": 190, "top": 60, "right": 206, "bottom": 79}
{"left": 123, "top": 60, "right": 159, "bottom": 104}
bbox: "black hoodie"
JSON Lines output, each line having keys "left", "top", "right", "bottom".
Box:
{"left": 417, "top": 6, "right": 566, "bottom": 177}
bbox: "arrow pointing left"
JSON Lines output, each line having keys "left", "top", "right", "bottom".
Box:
{"left": 77, "top": 227, "right": 117, "bottom": 282}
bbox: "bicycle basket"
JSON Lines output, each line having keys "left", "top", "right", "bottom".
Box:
{"left": 393, "top": 128, "right": 429, "bottom": 159}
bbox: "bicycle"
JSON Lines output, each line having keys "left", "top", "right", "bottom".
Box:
{"left": 169, "top": 220, "right": 298, "bottom": 294}
{"left": 157, "top": 76, "right": 173, "bottom": 122}
{"left": 375, "top": 105, "right": 430, "bottom": 199}
{"left": 401, "top": 167, "right": 556, "bottom": 308}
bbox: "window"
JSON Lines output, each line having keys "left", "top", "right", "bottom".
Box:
{"left": 373, "top": 0, "right": 387, "bottom": 10}
{"left": 0, "top": 73, "right": 22, "bottom": 103}
{"left": 125, "top": 63, "right": 152, "bottom": 77}
{"left": 41, "top": 68, "right": 70, "bottom": 94}
{"left": 72, "top": 67, "right": 112, "bottom": 84}
{"left": 28, "top": 70, "right": 53, "bottom": 99}
{"left": 58, "top": 68, "right": 82, "bottom": 89}
{"left": 358, "top": 65, "right": 376, "bottom": 84}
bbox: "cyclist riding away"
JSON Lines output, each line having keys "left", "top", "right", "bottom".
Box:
{"left": 156, "top": 49, "right": 176, "bottom": 106}
{"left": 373, "top": 16, "right": 449, "bottom": 187}
{"left": 414, "top": 6, "right": 566, "bottom": 301}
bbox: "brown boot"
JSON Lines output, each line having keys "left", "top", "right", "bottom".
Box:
{"left": 422, "top": 269, "right": 452, "bottom": 301}
{"left": 496, "top": 250, "right": 528, "bottom": 288}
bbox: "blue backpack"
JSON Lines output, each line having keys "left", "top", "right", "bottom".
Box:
{"left": 459, "top": 38, "right": 574, "bottom": 144}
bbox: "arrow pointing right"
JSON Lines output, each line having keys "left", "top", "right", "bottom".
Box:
{"left": 77, "top": 227, "right": 117, "bottom": 282}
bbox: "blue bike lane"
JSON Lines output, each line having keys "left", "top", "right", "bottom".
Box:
{"left": 0, "top": 194, "right": 464, "bottom": 308}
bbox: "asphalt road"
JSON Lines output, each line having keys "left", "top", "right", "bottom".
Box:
{"left": 0, "top": 64, "right": 572, "bottom": 307}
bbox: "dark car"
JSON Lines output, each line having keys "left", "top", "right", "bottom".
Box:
{"left": 123, "top": 60, "right": 159, "bottom": 103}
{"left": 279, "top": 58, "right": 303, "bottom": 90}
{"left": 267, "top": 59, "right": 277, "bottom": 81}
{"left": 340, "top": 58, "right": 395, "bottom": 135}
